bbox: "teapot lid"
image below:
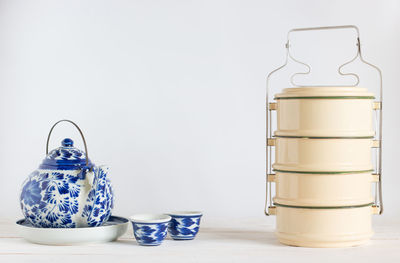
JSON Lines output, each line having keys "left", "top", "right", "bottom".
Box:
{"left": 39, "top": 138, "right": 94, "bottom": 170}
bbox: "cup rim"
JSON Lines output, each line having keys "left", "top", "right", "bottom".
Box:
{"left": 166, "top": 211, "right": 203, "bottom": 217}
{"left": 130, "top": 214, "right": 171, "bottom": 223}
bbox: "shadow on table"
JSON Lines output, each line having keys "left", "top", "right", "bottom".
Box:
{"left": 114, "top": 230, "right": 283, "bottom": 247}
{"left": 200, "top": 227, "right": 284, "bottom": 247}
{"left": 114, "top": 239, "right": 139, "bottom": 246}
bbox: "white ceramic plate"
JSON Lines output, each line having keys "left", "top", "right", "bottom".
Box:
{"left": 16, "top": 215, "right": 129, "bottom": 245}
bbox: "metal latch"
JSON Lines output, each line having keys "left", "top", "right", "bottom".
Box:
{"left": 267, "top": 138, "right": 276, "bottom": 146}
{"left": 268, "top": 206, "right": 277, "bottom": 215}
{"left": 372, "top": 140, "right": 380, "bottom": 148}
{"left": 373, "top": 102, "right": 382, "bottom": 110}
{"left": 267, "top": 174, "right": 276, "bottom": 182}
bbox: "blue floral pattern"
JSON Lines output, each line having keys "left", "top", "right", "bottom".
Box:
{"left": 39, "top": 142, "right": 93, "bottom": 171}
{"left": 20, "top": 166, "right": 113, "bottom": 228}
{"left": 83, "top": 166, "right": 114, "bottom": 227}
{"left": 168, "top": 215, "right": 202, "bottom": 240}
{"left": 132, "top": 222, "right": 169, "bottom": 246}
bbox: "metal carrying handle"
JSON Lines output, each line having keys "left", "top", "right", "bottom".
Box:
{"left": 287, "top": 25, "right": 363, "bottom": 87}
{"left": 46, "top": 119, "right": 90, "bottom": 168}
{"left": 265, "top": 25, "right": 383, "bottom": 216}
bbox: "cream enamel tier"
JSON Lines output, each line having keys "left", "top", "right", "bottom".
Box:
{"left": 272, "top": 137, "right": 374, "bottom": 172}
{"left": 274, "top": 87, "right": 375, "bottom": 137}
{"left": 273, "top": 205, "right": 376, "bottom": 248}
{"left": 272, "top": 171, "right": 375, "bottom": 207}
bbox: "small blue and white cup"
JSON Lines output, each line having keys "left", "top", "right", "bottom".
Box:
{"left": 130, "top": 214, "right": 171, "bottom": 246}
{"left": 167, "top": 211, "right": 203, "bottom": 240}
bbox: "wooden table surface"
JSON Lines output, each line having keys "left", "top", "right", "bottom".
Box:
{"left": 1, "top": 217, "right": 400, "bottom": 263}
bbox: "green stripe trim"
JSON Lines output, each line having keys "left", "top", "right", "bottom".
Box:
{"left": 275, "top": 96, "right": 375, "bottom": 100}
{"left": 273, "top": 202, "right": 374, "bottom": 209}
{"left": 273, "top": 169, "right": 374, "bottom": 174}
{"left": 274, "top": 135, "right": 374, "bottom": 139}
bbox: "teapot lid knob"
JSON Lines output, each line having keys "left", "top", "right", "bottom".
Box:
{"left": 61, "top": 138, "right": 74, "bottom": 147}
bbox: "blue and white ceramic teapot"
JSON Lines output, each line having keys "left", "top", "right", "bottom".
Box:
{"left": 20, "top": 120, "right": 114, "bottom": 228}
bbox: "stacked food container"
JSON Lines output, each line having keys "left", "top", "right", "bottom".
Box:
{"left": 265, "top": 26, "right": 383, "bottom": 248}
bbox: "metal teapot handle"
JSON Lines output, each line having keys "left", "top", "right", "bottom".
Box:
{"left": 46, "top": 119, "right": 90, "bottom": 168}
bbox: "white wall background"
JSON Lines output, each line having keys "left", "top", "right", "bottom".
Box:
{"left": 0, "top": 0, "right": 399, "bottom": 221}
